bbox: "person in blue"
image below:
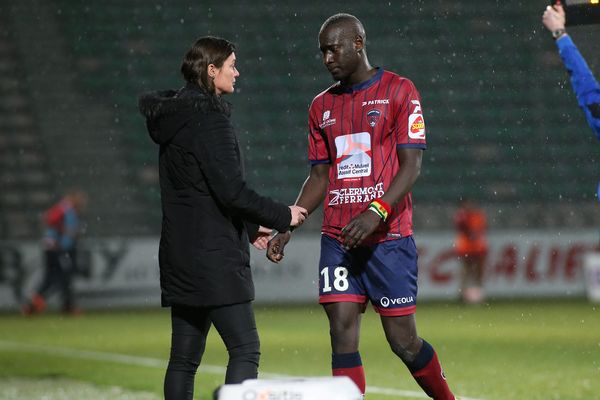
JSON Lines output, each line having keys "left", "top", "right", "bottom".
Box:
{"left": 22, "top": 190, "right": 88, "bottom": 315}
{"left": 542, "top": 2, "right": 600, "bottom": 140}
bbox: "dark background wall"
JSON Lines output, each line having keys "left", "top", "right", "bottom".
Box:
{"left": 1, "top": 0, "right": 599, "bottom": 238}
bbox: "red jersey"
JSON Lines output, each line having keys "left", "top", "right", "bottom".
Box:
{"left": 308, "top": 68, "right": 427, "bottom": 243}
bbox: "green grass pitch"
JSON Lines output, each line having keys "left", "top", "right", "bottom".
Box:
{"left": 0, "top": 300, "right": 598, "bottom": 399}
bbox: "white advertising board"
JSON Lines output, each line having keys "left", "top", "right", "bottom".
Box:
{"left": 0, "top": 230, "right": 598, "bottom": 310}
{"left": 583, "top": 253, "right": 600, "bottom": 302}
{"left": 218, "top": 377, "right": 361, "bottom": 400}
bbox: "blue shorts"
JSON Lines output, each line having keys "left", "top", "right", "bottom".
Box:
{"left": 318, "top": 234, "right": 418, "bottom": 316}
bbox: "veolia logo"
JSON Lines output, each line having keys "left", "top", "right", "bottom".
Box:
{"left": 379, "top": 296, "right": 414, "bottom": 307}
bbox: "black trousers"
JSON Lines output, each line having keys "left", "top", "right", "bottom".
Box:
{"left": 164, "top": 302, "right": 260, "bottom": 400}
{"left": 36, "top": 249, "right": 75, "bottom": 311}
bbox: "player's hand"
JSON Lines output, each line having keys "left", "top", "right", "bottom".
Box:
{"left": 252, "top": 226, "right": 272, "bottom": 250}
{"left": 266, "top": 231, "right": 292, "bottom": 263}
{"left": 339, "top": 210, "right": 381, "bottom": 249}
{"left": 543, "top": 3, "right": 566, "bottom": 32}
{"left": 289, "top": 205, "right": 308, "bottom": 227}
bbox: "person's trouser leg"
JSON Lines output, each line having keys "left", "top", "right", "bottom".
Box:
{"left": 210, "top": 302, "right": 260, "bottom": 384}
{"left": 57, "top": 251, "right": 76, "bottom": 312}
{"left": 36, "top": 250, "right": 61, "bottom": 298}
{"left": 164, "top": 305, "right": 211, "bottom": 400}
{"left": 26, "top": 250, "right": 61, "bottom": 313}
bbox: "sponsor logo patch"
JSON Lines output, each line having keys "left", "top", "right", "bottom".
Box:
{"left": 362, "top": 99, "right": 389, "bottom": 106}
{"left": 380, "top": 296, "right": 414, "bottom": 307}
{"left": 328, "top": 183, "right": 385, "bottom": 206}
{"left": 242, "top": 389, "right": 303, "bottom": 400}
{"left": 320, "top": 110, "right": 336, "bottom": 129}
{"left": 334, "top": 132, "right": 372, "bottom": 179}
{"left": 408, "top": 100, "right": 425, "bottom": 139}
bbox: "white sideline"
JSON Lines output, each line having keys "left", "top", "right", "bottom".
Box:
{"left": 0, "top": 340, "right": 483, "bottom": 400}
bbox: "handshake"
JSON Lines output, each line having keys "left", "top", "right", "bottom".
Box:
{"left": 288, "top": 205, "right": 308, "bottom": 228}
{"left": 251, "top": 205, "right": 307, "bottom": 251}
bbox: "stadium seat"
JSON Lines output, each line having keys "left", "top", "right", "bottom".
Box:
{"left": 2, "top": 0, "right": 597, "bottom": 237}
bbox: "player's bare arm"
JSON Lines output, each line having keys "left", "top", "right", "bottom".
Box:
{"left": 339, "top": 147, "right": 422, "bottom": 249}
{"left": 267, "top": 163, "right": 329, "bottom": 263}
{"left": 296, "top": 163, "right": 330, "bottom": 214}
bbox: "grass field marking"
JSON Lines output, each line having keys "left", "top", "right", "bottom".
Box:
{"left": 366, "top": 385, "right": 483, "bottom": 400}
{"left": 0, "top": 339, "right": 226, "bottom": 376}
{"left": 0, "top": 340, "right": 483, "bottom": 400}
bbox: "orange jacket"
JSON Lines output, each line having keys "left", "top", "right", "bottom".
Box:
{"left": 454, "top": 208, "right": 488, "bottom": 256}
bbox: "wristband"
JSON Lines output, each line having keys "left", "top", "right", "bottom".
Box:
{"left": 368, "top": 206, "right": 385, "bottom": 220}
{"left": 373, "top": 198, "right": 392, "bottom": 215}
{"left": 368, "top": 199, "right": 392, "bottom": 221}
{"left": 368, "top": 202, "right": 387, "bottom": 221}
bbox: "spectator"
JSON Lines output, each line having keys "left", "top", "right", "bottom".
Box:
{"left": 22, "top": 189, "right": 88, "bottom": 315}
{"left": 454, "top": 199, "right": 488, "bottom": 304}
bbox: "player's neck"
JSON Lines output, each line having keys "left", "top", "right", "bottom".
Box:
{"left": 342, "top": 62, "right": 376, "bottom": 87}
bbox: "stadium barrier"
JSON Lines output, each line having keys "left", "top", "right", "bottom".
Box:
{"left": 217, "top": 377, "right": 361, "bottom": 400}
{"left": 1, "top": 230, "right": 598, "bottom": 310}
{"left": 583, "top": 252, "right": 600, "bottom": 302}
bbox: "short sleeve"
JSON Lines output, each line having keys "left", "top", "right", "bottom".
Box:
{"left": 394, "top": 79, "right": 427, "bottom": 149}
{"left": 308, "top": 99, "right": 331, "bottom": 164}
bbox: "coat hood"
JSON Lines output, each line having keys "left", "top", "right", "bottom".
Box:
{"left": 138, "top": 83, "right": 231, "bottom": 145}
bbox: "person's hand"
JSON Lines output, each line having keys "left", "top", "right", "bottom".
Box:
{"left": 542, "top": 3, "right": 566, "bottom": 33}
{"left": 266, "top": 231, "right": 291, "bottom": 263}
{"left": 339, "top": 210, "right": 382, "bottom": 249}
{"left": 289, "top": 205, "right": 308, "bottom": 227}
{"left": 251, "top": 226, "right": 272, "bottom": 250}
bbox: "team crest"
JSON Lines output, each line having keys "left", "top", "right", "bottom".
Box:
{"left": 366, "top": 109, "right": 381, "bottom": 127}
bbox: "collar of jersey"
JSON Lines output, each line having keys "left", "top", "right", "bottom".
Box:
{"left": 338, "top": 67, "right": 383, "bottom": 93}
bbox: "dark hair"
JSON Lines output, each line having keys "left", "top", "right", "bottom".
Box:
{"left": 180, "top": 36, "right": 236, "bottom": 93}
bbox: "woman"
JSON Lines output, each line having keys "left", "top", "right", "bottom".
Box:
{"left": 138, "top": 36, "right": 306, "bottom": 399}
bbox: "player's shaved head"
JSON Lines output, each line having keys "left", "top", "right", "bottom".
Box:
{"left": 318, "top": 13, "right": 372, "bottom": 85}
{"left": 319, "top": 13, "right": 366, "bottom": 43}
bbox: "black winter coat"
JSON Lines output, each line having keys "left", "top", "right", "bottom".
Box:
{"left": 138, "top": 83, "right": 291, "bottom": 307}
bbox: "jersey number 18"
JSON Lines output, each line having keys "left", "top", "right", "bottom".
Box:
{"left": 321, "top": 266, "right": 349, "bottom": 292}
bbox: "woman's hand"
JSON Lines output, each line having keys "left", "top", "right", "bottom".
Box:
{"left": 289, "top": 205, "right": 308, "bottom": 227}
{"left": 251, "top": 226, "right": 272, "bottom": 250}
